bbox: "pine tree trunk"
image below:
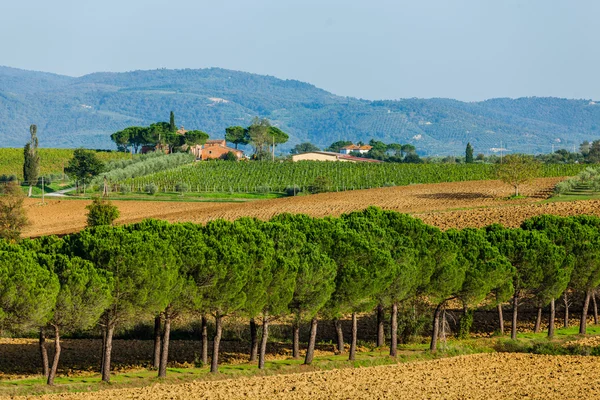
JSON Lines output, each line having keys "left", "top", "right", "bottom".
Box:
{"left": 153, "top": 315, "right": 161, "bottom": 369}
{"left": 334, "top": 319, "right": 344, "bottom": 354}
{"left": 511, "top": 293, "right": 519, "bottom": 340}
{"left": 292, "top": 321, "right": 300, "bottom": 359}
{"left": 28, "top": 185, "right": 33, "bottom": 197}
{"left": 548, "top": 298, "right": 556, "bottom": 339}
{"left": 249, "top": 318, "right": 258, "bottom": 362}
{"left": 39, "top": 327, "right": 49, "bottom": 378}
{"left": 564, "top": 291, "right": 569, "bottom": 328}
{"left": 497, "top": 304, "right": 504, "bottom": 335}
{"left": 101, "top": 324, "right": 115, "bottom": 382}
{"left": 579, "top": 289, "right": 592, "bottom": 335}
{"left": 304, "top": 317, "right": 318, "bottom": 365}
{"left": 100, "top": 325, "right": 106, "bottom": 377}
{"left": 210, "top": 314, "right": 223, "bottom": 373}
{"left": 430, "top": 303, "right": 443, "bottom": 351}
{"left": 258, "top": 314, "right": 269, "bottom": 369}
{"left": 349, "top": 312, "right": 358, "bottom": 361}
{"left": 47, "top": 326, "right": 61, "bottom": 385}
{"left": 534, "top": 307, "right": 542, "bottom": 333}
{"left": 593, "top": 292, "right": 598, "bottom": 325}
{"left": 376, "top": 304, "right": 385, "bottom": 347}
{"left": 390, "top": 302, "right": 398, "bottom": 357}
{"left": 158, "top": 313, "right": 171, "bottom": 378}
{"left": 201, "top": 315, "right": 208, "bottom": 366}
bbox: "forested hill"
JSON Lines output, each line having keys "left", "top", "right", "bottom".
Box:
{"left": 1, "top": 65, "right": 600, "bottom": 155}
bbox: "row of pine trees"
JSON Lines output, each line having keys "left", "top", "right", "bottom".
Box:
{"left": 1, "top": 208, "right": 599, "bottom": 384}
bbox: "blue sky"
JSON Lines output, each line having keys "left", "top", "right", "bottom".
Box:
{"left": 1, "top": 0, "right": 598, "bottom": 101}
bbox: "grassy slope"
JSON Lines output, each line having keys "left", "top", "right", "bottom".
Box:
{"left": 0, "top": 149, "right": 132, "bottom": 178}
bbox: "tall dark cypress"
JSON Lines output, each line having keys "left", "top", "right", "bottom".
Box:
{"left": 465, "top": 142, "right": 474, "bottom": 164}
{"left": 169, "top": 111, "right": 176, "bottom": 132}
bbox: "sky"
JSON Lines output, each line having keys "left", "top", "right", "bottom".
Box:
{"left": 0, "top": 0, "right": 598, "bottom": 101}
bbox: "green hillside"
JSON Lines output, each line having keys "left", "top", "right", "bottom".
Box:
{"left": 1, "top": 66, "right": 599, "bottom": 155}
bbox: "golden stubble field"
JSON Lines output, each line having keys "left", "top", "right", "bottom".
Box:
{"left": 23, "top": 177, "right": 600, "bottom": 237}
{"left": 14, "top": 353, "right": 600, "bottom": 400}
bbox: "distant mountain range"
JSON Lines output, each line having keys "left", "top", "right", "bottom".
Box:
{"left": 1, "top": 65, "right": 599, "bottom": 155}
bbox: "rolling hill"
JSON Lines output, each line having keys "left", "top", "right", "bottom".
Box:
{"left": 1, "top": 65, "right": 599, "bottom": 155}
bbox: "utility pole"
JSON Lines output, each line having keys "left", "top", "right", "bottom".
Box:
{"left": 272, "top": 134, "right": 275, "bottom": 162}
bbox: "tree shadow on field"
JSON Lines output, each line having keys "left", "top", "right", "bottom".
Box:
{"left": 416, "top": 192, "right": 495, "bottom": 200}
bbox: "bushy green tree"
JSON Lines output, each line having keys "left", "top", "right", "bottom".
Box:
{"left": 65, "top": 149, "right": 105, "bottom": 193}
{"left": 0, "top": 246, "right": 59, "bottom": 332}
{"left": 496, "top": 154, "right": 541, "bottom": 196}
{"left": 85, "top": 197, "right": 120, "bottom": 227}
{"left": 67, "top": 227, "right": 180, "bottom": 382}
{"left": 290, "top": 142, "right": 320, "bottom": 154}
{"left": 44, "top": 255, "right": 113, "bottom": 385}
{"left": 225, "top": 126, "right": 248, "bottom": 149}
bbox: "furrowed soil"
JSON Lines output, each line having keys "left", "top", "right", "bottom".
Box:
{"left": 24, "top": 177, "right": 599, "bottom": 237}
{"left": 13, "top": 353, "right": 600, "bottom": 399}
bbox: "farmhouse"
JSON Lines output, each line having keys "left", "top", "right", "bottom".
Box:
{"left": 340, "top": 144, "right": 372, "bottom": 155}
{"left": 189, "top": 139, "right": 244, "bottom": 160}
{"left": 291, "top": 151, "right": 382, "bottom": 163}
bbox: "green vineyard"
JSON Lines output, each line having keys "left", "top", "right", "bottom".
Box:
{"left": 120, "top": 161, "right": 587, "bottom": 193}
{"left": 0, "top": 148, "right": 133, "bottom": 178}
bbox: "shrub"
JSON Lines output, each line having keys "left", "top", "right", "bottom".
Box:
{"left": 85, "top": 197, "right": 120, "bottom": 227}
{"left": 284, "top": 185, "right": 301, "bottom": 196}
{"left": 307, "top": 176, "right": 331, "bottom": 194}
{"left": 145, "top": 183, "right": 158, "bottom": 195}
{"left": 119, "top": 184, "right": 131, "bottom": 194}
{"left": 175, "top": 182, "right": 189, "bottom": 193}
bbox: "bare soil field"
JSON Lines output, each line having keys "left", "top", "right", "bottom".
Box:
{"left": 16, "top": 353, "right": 600, "bottom": 399}
{"left": 23, "top": 177, "right": 578, "bottom": 237}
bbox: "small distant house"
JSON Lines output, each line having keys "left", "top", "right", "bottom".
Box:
{"left": 339, "top": 144, "right": 372, "bottom": 155}
{"left": 176, "top": 126, "right": 188, "bottom": 135}
{"left": 291, "top": 151, "right": 383, "bottom": 163}
{"left": 189, "top": 139, "right": 244, "bottom": 160}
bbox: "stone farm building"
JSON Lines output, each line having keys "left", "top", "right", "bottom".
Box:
{"left": 189, "top": 139, "right": 244, "bottom": 160}
{"left": 291, "top": 151, "right": 382, "bottom": 163}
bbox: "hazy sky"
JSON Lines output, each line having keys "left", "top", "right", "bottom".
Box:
{"left": 1, "top": 0, "right": 598, "bottom": 101}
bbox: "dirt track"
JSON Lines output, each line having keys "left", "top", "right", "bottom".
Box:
{"left": 23, "top": 177, "right": 574, "bottom": 237}
{"left": 19, "top": 353, "right": 600, "bottom": 399}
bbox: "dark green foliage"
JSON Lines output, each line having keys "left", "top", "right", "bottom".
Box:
{"left": 0, "top": 246, "right": 59, "bottom": 331}
{"left": 169, "top": 111, "right": 176, "bottom": 132}
{"left": 65, "top": 149, "right": 105, "bottom": 186}
{"left": 225, "top": 126, "right": 248, "bottom": 149}
{"left": 290, "top": 142, "right": 320, "bottom": 154}
{"left": 223, "top": 151, "right": 238, "bottom": 161}
{"left": 307, "top": 176, "right": 331, "bottom": 194}
{"left": 85, "top": 197, "right": 120, "bottom": 227}
{"left": 465, "top": 143, "right": 474, "bottom": 163}
{"left": 23, "top": 125, "right": 40, "bottom": 190}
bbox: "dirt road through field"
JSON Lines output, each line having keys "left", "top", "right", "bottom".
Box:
{"left": 19, "top": 353, "right": 600, "bottom": 399}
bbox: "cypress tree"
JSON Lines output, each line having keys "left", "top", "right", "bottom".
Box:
{"left": 23, "top": 124, "right": 40, "bottom": 197}
{"left": 465, "top": 142, "right": 474, "bottom": 163}
{"left": 169, "top": 111, "right": 176, "bottom": 132}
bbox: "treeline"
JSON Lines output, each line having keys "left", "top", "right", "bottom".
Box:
{"left": 110, "top": 112, "right": 209, "bottom": 153}
{"left": 2, "top": 209, "right": 600, "bottom": 384}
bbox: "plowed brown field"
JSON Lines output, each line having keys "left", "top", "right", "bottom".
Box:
{"left": 24, "top": 177, "right": 590, "bottom": 237}
{"left": 16, "top": 353, "right": 600, "bottom": 399}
